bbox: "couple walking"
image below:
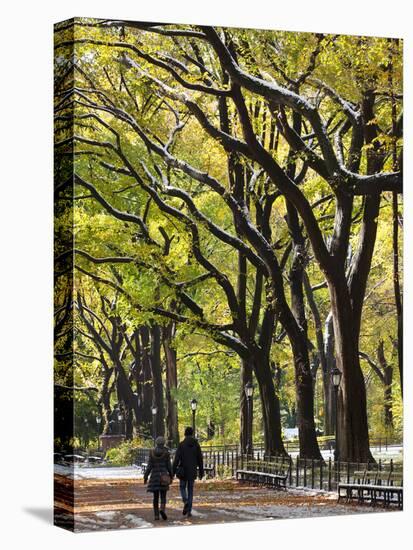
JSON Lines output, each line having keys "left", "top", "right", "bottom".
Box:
{"left": 143, "top": 426, "right": 204, "bottom": 521}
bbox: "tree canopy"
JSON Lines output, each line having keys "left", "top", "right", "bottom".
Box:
{"left": 54, "top": 19, "right": 403, "bottom": 460}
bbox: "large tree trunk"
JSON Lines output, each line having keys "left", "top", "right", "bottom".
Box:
{"left": 100, "top": 367, "right": 114, "bottom": 435}
{"left": 389, "top": 41, "right": 403, "bottom": 397}
{"left": 222, "top": 80, "right": 320, "bottom": 458}
{"left": 278, "top": 300, "right": 322, "bottom": 459}
{"left": 283, "top": 112, "right": 321, "bottom": 460}
{"left": 384, "top": 374, "right": 394, "bottom": 430}
{"left": 163, "top": 322, "right": 179, "bottom": 447}
{"left": 237, "top": 247, "right": 254, "bottom": 454}
{"left": 324, "top": 90, "right": 382, "bottom": 462}
{"left": 303, "top": 272, "right": 334, "bottom": 436}
{"left": 151, "top": 324, "right": 165, "bottom": 437}
{"left": 132, "top": 332, "right": 146, "bottom": 437}
{"left": 328, "top": 274, "right": 374, "bottom": 462}
{"left": 114, "top": 358, "right": 139, "bottom": 440}
{"left": 392, "top": 191, "right": 403, "bottom": 396}
{"left": 377, "top": 340, "right": 394, "bottom": 429}
{"left": 251, "top": 347, "right": 286, "bottom": 456}
{"left": 140, "top": 326, "right": 154, "bottom": 432}
{"left": 289, "top": 335, "right": 323, "bottom": 459}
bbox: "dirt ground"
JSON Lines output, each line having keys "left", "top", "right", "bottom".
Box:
{"left": 54, "top": 475, "right": 397, "bottom": 532}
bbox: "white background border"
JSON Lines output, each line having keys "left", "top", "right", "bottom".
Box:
{"left": 0, "top": 1, "right": 411, "bottom": 547}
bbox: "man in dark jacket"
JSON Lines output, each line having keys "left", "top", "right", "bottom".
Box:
{"left": 172, "top": 427, "right": 204, "bottom": 517}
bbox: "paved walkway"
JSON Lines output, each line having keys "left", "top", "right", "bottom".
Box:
{"left": 54, "top": 475, "right": 396, "bottom": 532}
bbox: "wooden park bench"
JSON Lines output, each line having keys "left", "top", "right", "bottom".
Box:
{"left": 203, "top": 464, "right": 216, "bottom": 479}
{"left": 236, "top": 457, "right": 290, "bottom": 490}
{"left": 86, "top": 455, "right": 104, "bottom": 464}
{"left": 369, "top": 471, "right": 403, "bottom": 508}
{"left": 338, "top": 469, "right": 403, "bottom": 508}
{"left": 63, "top": 454, "right": 86, "bottom": 463}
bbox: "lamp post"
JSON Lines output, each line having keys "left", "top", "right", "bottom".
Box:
{"left": 331, "top": 367, "right": 342, "bottom": 462}
{"left": 245, "top": 381, "right": 254, "bottom": 456}
{"left": 118, "top": 412, "right": 124, "bottom": 435}
{"left": 96, "top": 415, "right": 102, "bottom": 450}
{"left": 191, "top": 399, "right": 197, "bottom": 436}
{"left": 96, "top": 415, "right": 102, "bottom": 435}
{"left": 83, "top": 418, "right": 89, "bottom": 449}
{"left": 151, "top": 404, "right": 158, "bottom": 441}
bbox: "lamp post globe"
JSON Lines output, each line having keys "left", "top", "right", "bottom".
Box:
{"left": 244, "top": 381, "right": 254, "bottom": 399}
{"left": 331, "top": 367, "right": 342, "bottom": 389}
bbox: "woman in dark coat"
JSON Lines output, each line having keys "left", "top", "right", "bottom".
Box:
{"left": 143, "top": 436, "right": 173, "bottom": 520}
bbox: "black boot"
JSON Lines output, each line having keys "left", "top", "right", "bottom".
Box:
{"left": 160, "top": 509, "right": 167, "bottom": 520}
{"left": 183, "top": 502, "right": 189, "bottom": 515}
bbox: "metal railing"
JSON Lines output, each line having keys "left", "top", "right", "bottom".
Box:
{"left": 56, "top": 442, "right": 403, "bottom": 495}
{"left": 57, "top": 434, "right": 402, "bottom": 469}
{"left": 199, "top": 436, "right": 402, "bottom": 454}
{"left": 199, "top": 451, "right": 402, "bottom": 492}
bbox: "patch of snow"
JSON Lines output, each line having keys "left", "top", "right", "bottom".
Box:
{"left": 73, "top": 466, "right": 143, "bottom": 480}
{"left": 216, "top": 508, "right": 258, "bottom": 521}
{"left": 74, "top": 517, "right": 107, "bottom": 530}
{"left": 289, "top": 487, "right": 336, "bottom": 499}
{"left": 171, "top": 520, "right": 190, "bottom": 525}
{"left": 283, "top": 428, "right": 299, "bottom": 440}
{"left": 189, "top": 509, "right": 207, "bottom": 518}
{"left": 94, "top": 511, "right": 118, "bottom": 520}
{"left": 124, "top": 514, "right": 152, "bottom": 528}
{"left": 214, "top": 501, "right": 389, "bottom": 522}
{"left": 288, "top": 446, "right": 403, "bottom": 462}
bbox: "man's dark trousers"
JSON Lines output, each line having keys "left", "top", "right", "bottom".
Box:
{"left": 179, "top": 478, "right": 194, "bottom": 513}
